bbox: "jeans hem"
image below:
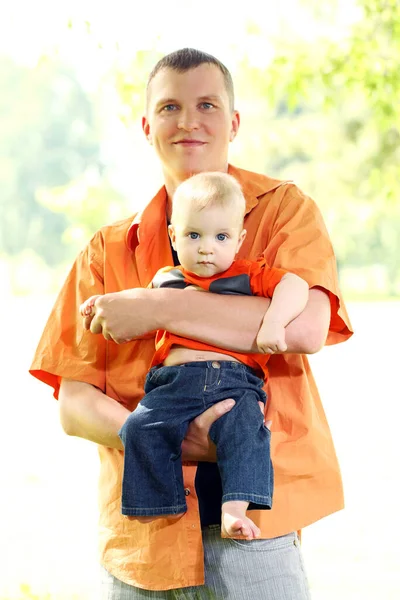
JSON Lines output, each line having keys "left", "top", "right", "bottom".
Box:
{"left": 222, "top": 492, "right": 272, "bottom": 507}
{"left": 121, "top": 503, "right": 187, "bottom": 516}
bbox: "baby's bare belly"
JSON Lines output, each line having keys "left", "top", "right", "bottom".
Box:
{"left": 163, "top": 345, "right": 240, "bottom": 366}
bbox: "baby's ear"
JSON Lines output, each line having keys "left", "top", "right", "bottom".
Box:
{"left": 237, "top": 228, "right": 247, "bottom": 251}
{"left": 168, "top": 224, "right": 177, "bottom": 250}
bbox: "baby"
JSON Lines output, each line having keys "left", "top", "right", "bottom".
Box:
{"left": 81, "top": 172, "right": 309, "bottom": 540}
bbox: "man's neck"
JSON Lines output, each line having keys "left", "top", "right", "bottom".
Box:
{"left": 163, "top": 174, "right": 180, "bottom": 223}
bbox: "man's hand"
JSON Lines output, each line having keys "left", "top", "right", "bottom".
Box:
{"left": 79, "top": 288, "right": 158, "bottom": 343}
{"left": 181, "top": 399, "right": 270, "bottom": 462}
{"left": 257, "top": 320, "right": 287, "bottom": 354}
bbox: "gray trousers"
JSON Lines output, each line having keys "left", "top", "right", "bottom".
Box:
{"left": 100, "top": 527, "right": 311, "bottom": 600}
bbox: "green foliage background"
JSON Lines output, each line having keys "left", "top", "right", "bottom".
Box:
{"left": 2, "top": 0, "right": 399, "bottom": 298}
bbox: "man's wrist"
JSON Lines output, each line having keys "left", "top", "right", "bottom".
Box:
{"left": 150, "top": 288, "right": 176, "bottom": 331}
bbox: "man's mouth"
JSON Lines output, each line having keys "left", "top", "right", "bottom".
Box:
{"left": 173, "top": 139, "right": 206, "bottom": 146}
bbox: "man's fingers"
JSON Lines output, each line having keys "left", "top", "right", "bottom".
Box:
{"left": 194, "top": 399, "right": 236, "bottom": 431}
{"left": 257, "top": 401, "right": 272, "bottom": 429}
{"left": 83, "top": 315, "right": 93, "bottom": 330}
{"left": 90, "top": 315, "right": 104, "bottom": 335}
{"left": 86, "top": 313, "right": 116, "bottom": 342}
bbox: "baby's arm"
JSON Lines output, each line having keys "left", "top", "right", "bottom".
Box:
{"left": 257, "top": 274, "right": 309, "bottom": 353}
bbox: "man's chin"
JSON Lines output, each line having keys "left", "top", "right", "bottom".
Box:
{"left": 173, "top": 160, "right": 228, "bottom": 179}
{"left": 178, "top": 165, "right": 203, "bottom": 178}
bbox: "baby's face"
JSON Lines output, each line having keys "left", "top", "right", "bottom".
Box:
{"left": 169, "top": 205, "right": 246, "bottom": 277}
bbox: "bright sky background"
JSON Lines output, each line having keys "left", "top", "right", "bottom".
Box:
{"left": 1, "top": 0, "right": 361, "bottom": 73}
{"left": 1, "top": 0, "right": 364, "bottom": 275}
{"left": 1, "top": 0, "right": 361, "bottom": 198}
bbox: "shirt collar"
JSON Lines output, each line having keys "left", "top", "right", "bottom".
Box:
{"left": 227, "top": 164, "right": 287, "bottom": 216}
{"left": 126, "top": 165, "right": 287, "bottom": 251}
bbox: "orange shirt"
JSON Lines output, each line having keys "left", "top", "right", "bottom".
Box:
{"left": 151, "top": 259, "right": 288, "bottom": 378}
{"left": 30, "top": 165, "right": 353, "bottom": 591}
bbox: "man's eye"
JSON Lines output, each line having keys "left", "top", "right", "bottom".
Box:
{"left": 216, "top": 234, "right": 228, "bottom": 241}
{"left": 200, "top": 102, "right": 214, "bottom": 110}
{"left": 189, "top": 232, "right": 199, "bottom": 239}
{"left": 162, "top": 104, "right": 177, "bottom": 112}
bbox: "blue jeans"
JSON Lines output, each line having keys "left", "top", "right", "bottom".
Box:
{"left": 118, "top": 361, "right": 273, "bottom": 516}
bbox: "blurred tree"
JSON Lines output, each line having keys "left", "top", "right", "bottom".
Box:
{"left": 261, "top": 0, "right": 399, "bottom": 199}
{"left": 5, "top": 2, "right": 397, "bottom": 295}
{"left": 229, "top": 0, "right": 400, "bottom": 293}
{"left": 113, "top": 49, "right": 162, "bottom": 125}
{"left": 37, "top": 168, "right": 126, "bottom": 257}
{"left": 0, "top": 56, "right": 103, "bottom": 265}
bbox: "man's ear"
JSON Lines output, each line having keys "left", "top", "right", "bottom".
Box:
{"left": 229, "top": 110, "right": 240, "bottom": 142}
{"left": 142, "top": 116, "right": 153, "bottom": 144}
{"left": 236, "top": 228, "right": 247, "bottom": 252}
{"left": 168, "top": 224, "right": 177, "bottom": 250}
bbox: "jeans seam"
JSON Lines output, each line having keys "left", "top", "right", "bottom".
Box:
{"left": 121, "top": 503, "right": 187, "bottom": 515}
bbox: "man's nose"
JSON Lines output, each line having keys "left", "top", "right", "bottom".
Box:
{"left": 177, "top": 109, "right": 200, "bottom": 131}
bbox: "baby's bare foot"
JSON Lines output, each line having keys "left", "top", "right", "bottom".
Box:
{"left": 222, "top": 500, "right": 261, "bottom": 540}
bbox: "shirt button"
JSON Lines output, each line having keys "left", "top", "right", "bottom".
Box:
{"left": 184, "top": 488, "right": 190, "bottom": 496}
{"left": 212, "top": 361, "right": 220, "bottom": 369}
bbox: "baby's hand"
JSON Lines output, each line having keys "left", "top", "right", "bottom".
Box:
{"left": 257, "top": 321, "right": 287, "bottom": 354}
{"left": 80, "top": 295, "right": 102, "bottom": 317}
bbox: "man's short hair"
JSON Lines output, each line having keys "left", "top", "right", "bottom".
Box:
{"left": 172, "top": 172, "right": 246, "bottom": 226}
{"left": 147, "top": 48, "right": 235, "bottom": 111}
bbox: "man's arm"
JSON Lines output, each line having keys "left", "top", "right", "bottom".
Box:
{"left": 59, "top": 379, "right": 128, "bottom": 450}
{"left": 162, "top": 287, "right": 329, "bottom": 354}
{"left": 87, "top": 286, "right": 330, "bottom": 354}
{"left": 59, "top": 377, "right": 237, "bottom": 460}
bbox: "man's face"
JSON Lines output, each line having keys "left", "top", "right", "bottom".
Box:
{"left": 143, "top": 65, "right": 240, "bottom": 183}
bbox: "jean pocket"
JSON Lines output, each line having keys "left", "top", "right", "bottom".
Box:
{"left": 226, "top": 532, "right": 296, "bottom": 552}
{"left": 146, "top": 365, "right": 167, "bottom": 385}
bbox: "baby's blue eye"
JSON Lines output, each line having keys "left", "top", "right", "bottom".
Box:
{"left": 216, "top": 233, "right": 227, "bottom": 241}
{"left": 189, "top": 232, "right": 199, "bottom": 239}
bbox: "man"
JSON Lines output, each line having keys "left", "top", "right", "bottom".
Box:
{"left": 30, "top": 48, "right": 353, "bottom": 599}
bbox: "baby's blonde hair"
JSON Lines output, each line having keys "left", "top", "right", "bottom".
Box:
{"left": 171, "top": 172, "right": 246, "bottom": 226}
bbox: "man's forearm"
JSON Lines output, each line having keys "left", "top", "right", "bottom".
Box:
{"left": 59, "top": 378, "right": 129, "bottom": 449}
{"left": 161, "top": 287, "right": 330, "bottom": 355}
{"left": 58, "top": 377, "right": 228, "bottom": 462}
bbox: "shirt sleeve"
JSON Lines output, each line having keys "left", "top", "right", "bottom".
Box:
{"left": 29, "top": 232, "right": 107, "bottom": 399}
{"left": 262, "top": 184, "right": 352, "bottom": 345}
{"left": 248, "top": 258, "right": 288, "bottom": 298}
